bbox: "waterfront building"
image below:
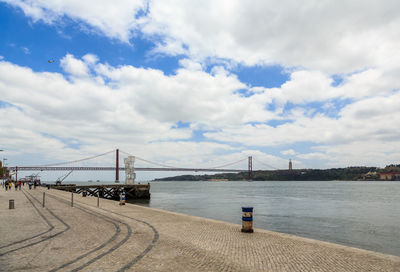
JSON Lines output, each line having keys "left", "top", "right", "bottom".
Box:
{"left": 362, "top": 171, "right": 380, "bottom": 180}
{"left": 379, "top": 172, "right": 400, "bottom": 181}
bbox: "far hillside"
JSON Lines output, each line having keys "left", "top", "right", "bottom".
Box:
{"left": 154, "top": 166, "right": 379, "bottom": 181}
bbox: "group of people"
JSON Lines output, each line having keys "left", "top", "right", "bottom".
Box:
{"left": 2, "top": 180, "right": 20, "bottom": 191}
{"left": 2, "top": 180, "right": 38, "bottom": 191}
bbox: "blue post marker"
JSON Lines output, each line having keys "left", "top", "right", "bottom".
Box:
{"left": 241, "top": 207, "right": 254, "bottom": 233}
{"left": 120, "top": 191, "right": 126, "bottom": 205}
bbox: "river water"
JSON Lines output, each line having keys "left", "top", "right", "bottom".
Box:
{"left": 135, "top": 180, "right": 400, "bottom": 256}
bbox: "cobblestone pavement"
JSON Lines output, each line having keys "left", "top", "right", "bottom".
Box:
{"left": 1, "top": 187, "right": 399, "bottom": 271}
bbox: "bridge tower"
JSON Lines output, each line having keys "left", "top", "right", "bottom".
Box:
{"left": 248, "top": 156, "right": 253, "bottom": 180}
{"left": 116, "top": 149, "right": 119, "bottom": 183}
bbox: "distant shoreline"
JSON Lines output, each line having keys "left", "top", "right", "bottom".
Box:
{"left": 154, "top": 166, "right": 400, "bottom": 181}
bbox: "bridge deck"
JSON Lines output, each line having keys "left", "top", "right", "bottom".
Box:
{"left": 9, "top": 166, "right": 244, "bottom": 172}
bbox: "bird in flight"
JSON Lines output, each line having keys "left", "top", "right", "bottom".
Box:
{"left": 47, "top": 60, "right": 55, "bottom": 63}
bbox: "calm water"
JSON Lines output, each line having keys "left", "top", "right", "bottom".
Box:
{"left": 136, "top": 180, "right": 400, "bottom": 256}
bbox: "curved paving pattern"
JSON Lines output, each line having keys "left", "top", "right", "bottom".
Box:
{"left": 1, "top": 187, "right": 399, "bottom": 271}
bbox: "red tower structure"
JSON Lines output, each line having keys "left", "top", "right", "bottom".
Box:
{"left": 248, "top": 156, "right": 253, "bottom": 180}
{"left": 116, "top": 149, "right": 119, "bottom": 183}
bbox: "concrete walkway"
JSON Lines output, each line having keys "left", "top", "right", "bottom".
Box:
{"left": 0, "top": 187, "right": 399, "bottom": 271}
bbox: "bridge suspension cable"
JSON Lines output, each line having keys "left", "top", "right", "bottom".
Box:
{"left": 10, "top": 149, "right": 247, "bottom": 173}
{"left": 121, "top": 150, "right": 249, "bottom": 170}
{"left": 252, "top": 157, "right": 279, "bottom": 170}
{"left": 32, "top": 150, "right": 115, "bottom": 167}
{"left": 120, "top": 150, "right": 180, "bottom": 169}
{"left": 209, "top": 158, "right": 248, "bottom": 169}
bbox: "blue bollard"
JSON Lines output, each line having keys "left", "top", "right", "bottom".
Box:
{"left": 120, "top": 191, "right": 126, "bottom": 205}
{"left": 241, "top": 207, "right": 253, "bottom": 233}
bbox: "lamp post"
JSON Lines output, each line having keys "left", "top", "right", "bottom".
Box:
{"left": 0, "top": 150, "right": 3, "bottom": 180}
{"left": 0, "top": 150, "right": 4, "bottom": 182}
{"left": 2, "top": 158, "right": 7, "bottom": 182}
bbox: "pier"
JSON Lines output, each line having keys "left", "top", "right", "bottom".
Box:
{"left": 1, "top": 187, "right": 399, "bottom": 271}
{"left": 48, "top": 183, "right": 151, "bottom": 200}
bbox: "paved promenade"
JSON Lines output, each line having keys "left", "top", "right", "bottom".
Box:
{"left": 1, "top": 187, "right": 399, "bottom": 271}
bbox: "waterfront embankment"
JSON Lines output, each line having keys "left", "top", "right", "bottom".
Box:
{"left": 1, "top": 187, "right": 399, "bottom": 271}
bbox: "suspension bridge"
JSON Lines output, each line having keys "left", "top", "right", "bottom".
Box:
{"left": 7, "top": 149, "right": 279, "bottom": 182}
{"left": 5, "top": 149, "right": 280, "bottom": 200}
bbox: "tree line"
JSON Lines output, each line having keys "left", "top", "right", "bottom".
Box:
{"left": 154, "top": 167, "right": 378, "bottom": 181}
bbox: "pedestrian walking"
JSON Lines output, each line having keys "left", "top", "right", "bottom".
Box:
{"left": 5, "top": 181, "right": 8, "bottom": 191}
{"left": 18, "top": 180, "right": 22, "bottom": 190}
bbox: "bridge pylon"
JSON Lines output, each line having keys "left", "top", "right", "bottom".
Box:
{"left": 248, "top": 156, "right": 253, "bottom": 180}
{"left": 116, "top": 149, "right": 119, "bottom": 183}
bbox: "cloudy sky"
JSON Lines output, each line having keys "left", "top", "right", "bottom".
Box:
{"left": 1, "top": 1, "right": 399, "bottom": 181}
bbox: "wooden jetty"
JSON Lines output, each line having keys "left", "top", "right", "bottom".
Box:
{"left": 48, "top": 184, "right": 150, "bottom": 200}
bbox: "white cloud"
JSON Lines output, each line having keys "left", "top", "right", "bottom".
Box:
{"left": 313, "top": 141, "right": 400, "bottom": 168}
{"left": 0, "top": 55, "right": 273, "bottom": 171}
{"left": 270, "top": 70, "right": 336, "bottom": 105}
{"left": 82, "top": 53, "right": 99, "bottom": 66}
{"left": 297, "top": 152, "right": 329, "bottom": 161}
{"left": 143, "top": 0, "right": 400, "bottom": 74}
{"left": 178, "top": 58, "right": 203, "bottom": 71}
{"left": 3, "top": 0, "right": 147, "bottom": 42}
{"left": 60, "top": 54, "right": 90, "bottom": 77}
{"left": 2, "top": 0, "right": 400, "bottom": 173}
{"left": 3, "top": 52, "right": 400, "bottom": 171}
{"left": 281, "top": 149, "right": 297, "bottom": 156}
{"left": 94, "top": 60, "right": 265, "bottom": 127}
{"left": 5, "top": 1, "right": 400, "bottom": 74}
{"left": 205, "top": 87, "right": 400, "bottom": 148}
{"left": 22, "top": 47, "right": 30, "bottom": 54}
{"left": 0, "top": 57, "right": 186, "bottom": 141}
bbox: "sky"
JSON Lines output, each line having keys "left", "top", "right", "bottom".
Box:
{"left": 0, "top": 1, "right": 399, "bottom": 181}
